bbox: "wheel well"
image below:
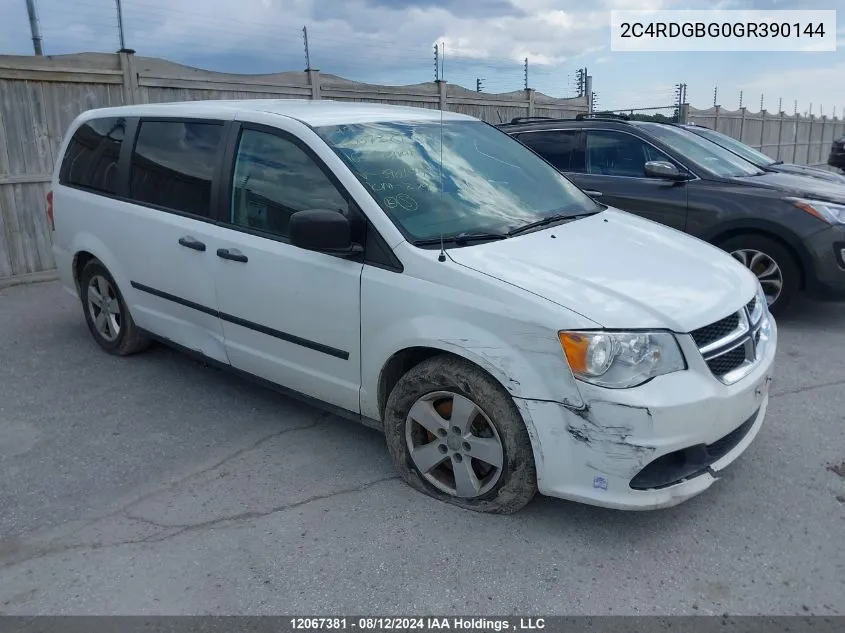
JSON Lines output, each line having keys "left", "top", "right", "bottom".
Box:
{"left": 72, "top": 251, "right": 97, "bottom": 294}
{"left": 710, "top": 228, "right": 806, "bottom": 291}
{"left": 377, "top": 347, "right": 442, "bottom": 420}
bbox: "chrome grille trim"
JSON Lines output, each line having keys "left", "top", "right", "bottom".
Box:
{"left": 692, "top": 296, "right": 770, "bottom": 385}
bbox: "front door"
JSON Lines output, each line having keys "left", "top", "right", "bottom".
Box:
{"left": 211, "top": 124, "right": 363, "bottom": 414}
{"left": 572, "top": 129, "right": 689, "bottom": 231}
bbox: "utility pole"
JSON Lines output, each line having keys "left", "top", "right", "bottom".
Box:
{"left": 523, "top": 58, "right": 528, "bottom": 90}
{"left": 778, "top": 97, "right": 782, "bottom": 113}
{"left": 441, "top": 42, "right": 445, "bottom": 82}
{"left": 739, "top": 90, "right": 743, "bottom": 109}
{"left": 302, "top": 26, "right": 311, "bottom": 70}
{"left": 433, "top": 44, "right": 439, "bottom": 81}
{"left": 760, "top": 93, "right": 764, "bottom": 111}
{"left": 674, "top": 82, "right": 686, "bottom": 121}
{"left": 115, "top": 0, "right": 126, "bottom": 50}
{"left": 476, "top": 78, "right": 484, "bottom": 93}
{"left": 25, "top": 0, "right": 43, "bottom": 55}
{"left": 713, "top": 85, "right": 718, "bottom": 107}
{"left": 575, "top": 68, "right": 585, "bottom": 97}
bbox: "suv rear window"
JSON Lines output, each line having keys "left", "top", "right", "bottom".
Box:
{"left": 128, "top": 120, "right": 224, "bottom": 218}
{"left": 59, "top": 117, "right": 126, "bottom": 195}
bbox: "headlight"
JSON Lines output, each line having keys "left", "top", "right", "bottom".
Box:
{"left": 787, "top": 197, "right": 845, "bottom": 224}
{"left": 558, "top": 330, "right": 686, "bottom": 389}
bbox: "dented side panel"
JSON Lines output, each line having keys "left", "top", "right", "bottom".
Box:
{"left": 359, "top": 247, "right": 598, "bottom": 420}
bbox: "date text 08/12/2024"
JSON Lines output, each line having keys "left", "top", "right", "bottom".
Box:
{"left": 290, "top": 618, "right": 548, "bottom": 631}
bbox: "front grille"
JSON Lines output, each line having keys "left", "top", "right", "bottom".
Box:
{"left": 689, "top": 297, "right": 769, "bottom": 385}
{"left": 746, "top": 296, "right": 757, "bottom": 316}
{"left": 706, "top": 344, "right": 747, "bottom": 376}
{"left": 690, "top": 312, "right": 740, "bottom": 348}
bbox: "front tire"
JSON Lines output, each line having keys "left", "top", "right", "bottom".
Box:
{"left": 717, "top": 234, "right": 800, "bottom": 315}
{"left": 79, "top": 260, "right": 151, "bottom": 356}
{"left": 383, "top": 354, "right": 537, "bottom": 514}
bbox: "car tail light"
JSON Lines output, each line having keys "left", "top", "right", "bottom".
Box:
{"left": 46, "top": 190, "right": 54, "bottom": 231}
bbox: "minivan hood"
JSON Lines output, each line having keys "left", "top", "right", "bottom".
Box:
{"left": 446, "top": 209, "right": 757, "bottom": 332}
{"left": 772, "top": 163, "right": 845, "bottom": 185}
{"left": 728, "top": 171, "right": 845, "bottom": 204}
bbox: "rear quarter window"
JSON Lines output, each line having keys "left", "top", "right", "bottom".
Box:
{"left": 59, "top": 117, "right": 127, "bottom": 195}
{"left": 517, "top": 130, "right": 584, "bottom": 172}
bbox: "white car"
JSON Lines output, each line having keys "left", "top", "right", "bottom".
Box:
{"left": 49, "top": 99, "right": 776, "bottom": 513}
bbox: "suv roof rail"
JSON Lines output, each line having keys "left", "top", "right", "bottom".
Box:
{"left": 508, "top": 116, "right": 556, "bottom": 124}
{"left": 574, "top": 112, "right": 631, "bottom": 122}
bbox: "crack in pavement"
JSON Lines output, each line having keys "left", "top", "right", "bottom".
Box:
{"left": 0, "top": 411, "right": 335, "bottom": 571}
{"left": 0, "top": 476, "right": 399, "bottom": 573}
{"left": 55, "top": 413, "right": 330, "bottom": 539}
{"left": 124, "top": 474, "right": 401, "bottom": 536}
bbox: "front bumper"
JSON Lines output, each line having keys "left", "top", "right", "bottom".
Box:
{"left": 514, "top": 317, "right": 777, "bottom": 510}
{"left": 803, "top": 224, "right": 845, "bottom": 301}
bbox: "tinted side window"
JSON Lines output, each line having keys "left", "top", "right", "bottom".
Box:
{"left": 229, "top": 129, "right": 348, "bottom": 239}
{"left": 518, "top": 130, "right": 584, "bottom": 172}
{"left": 129, "top": 120, "right": 223, "bottom": 217}
{"left": 59, "top": 117, "right": 126, "bottom": 195}
{"left": 585, "top": 130, "right": 671, "bottom": 177}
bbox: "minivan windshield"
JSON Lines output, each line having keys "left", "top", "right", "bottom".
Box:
{"left": 632, "top": 122, "right": 766, "bottom": 178}
{"left": 685, "top": 125, "right": 777, "bottom": 167}
{"left": 315, "top": 120, "right": 600, "bottom": 243}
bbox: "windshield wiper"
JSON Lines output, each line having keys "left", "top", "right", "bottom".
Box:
{"left": 771, "top": 160, "right": 784, "bottom": 165}
{"left": 411, "top": 231, "right": 508, "bottom": 247}
{"left": 507, "top": 211, "right": 597, "bottom": 237}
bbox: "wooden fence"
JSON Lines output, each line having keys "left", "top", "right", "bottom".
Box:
{"left": 0, "top": 51, "right": 589, "bottom": 281}
{"left": 687, "top": 105, "right": 845, "bottom": 168}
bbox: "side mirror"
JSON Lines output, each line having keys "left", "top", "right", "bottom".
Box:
{"left": 644, "top": 160, "right": 688, "bottom": 181}
{"left": 289, "top": 209, "right": 362, "bottom": 255}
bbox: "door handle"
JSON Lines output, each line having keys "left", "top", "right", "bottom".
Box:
{"left": 178, "top": 236, "right": 206, "bottom": 251}
{"left": 583, "top": 190, "right": 603, "bottom": 197}
{"left": 216, "top": 248, "right": 248, "bottom": 263}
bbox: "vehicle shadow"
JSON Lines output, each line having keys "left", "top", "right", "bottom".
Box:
{"left": 774, "top": 297, "right": 845, "bottom": 329}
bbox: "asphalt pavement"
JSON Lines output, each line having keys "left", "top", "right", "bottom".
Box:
{"left": 0, "top": 280, "right": 843, "bottom": 615}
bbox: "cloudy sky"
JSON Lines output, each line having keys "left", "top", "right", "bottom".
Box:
{"left": 2, "top": 0, "right": 844, "bottom": 116}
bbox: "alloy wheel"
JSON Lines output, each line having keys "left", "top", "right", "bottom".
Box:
{"left": 405, "top": 391, "right": 504, "bottom": 498}
{"left": 87, "top": 274, "right": 122, "bottom": 342}
{"left": 730, "top": 248, "right": 782, "bottom": 306}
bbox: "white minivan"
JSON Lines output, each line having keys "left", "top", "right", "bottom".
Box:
{"left": 49, "top": 99, "right": 776, "bottom": 513}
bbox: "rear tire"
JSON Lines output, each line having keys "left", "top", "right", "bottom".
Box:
{"left": 79, "top": 260, "right": 151, "bottom": 356}
{"left": 383, "top": 354, "right": 537, "bottom": 514}
{"left": 716, "top": 234, "right": 800, "bottom": 315}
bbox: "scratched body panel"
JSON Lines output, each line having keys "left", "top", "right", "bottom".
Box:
{"left": 512, "top": 322, "right": 776, "bottom": 510}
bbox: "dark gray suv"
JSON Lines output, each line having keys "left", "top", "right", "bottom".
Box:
{"left": 499, "top": 115, "right": 845, "bottom": 314}
{"left": 679, "top": 123, "right": 845, "bottom": 186}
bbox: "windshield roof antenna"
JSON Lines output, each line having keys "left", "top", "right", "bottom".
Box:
{"left": 437, "top": 41, "right": 446, "bottom": 263}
